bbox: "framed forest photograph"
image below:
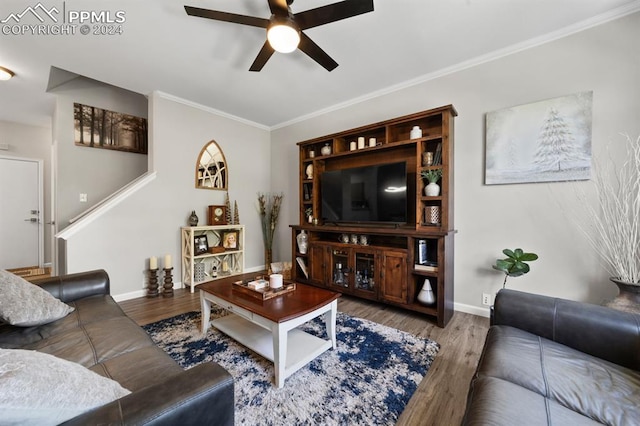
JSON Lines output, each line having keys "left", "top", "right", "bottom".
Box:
{"left": 485, "top": 92, "right": 592, "bottom": 185}
{"left": 74, "top": 103, "right": 148, "bottom": 154}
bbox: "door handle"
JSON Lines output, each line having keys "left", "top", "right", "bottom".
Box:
{"left": 24, "top": 218, "right": 38, "bottom": 223}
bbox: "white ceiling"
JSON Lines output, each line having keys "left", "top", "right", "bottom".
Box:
{"left": 1, "top": 0, "right": 639, "bottom": 129}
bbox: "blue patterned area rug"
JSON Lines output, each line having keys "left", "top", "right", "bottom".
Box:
{"left": 143, "top": 309, "right": 439, "bottom": 425}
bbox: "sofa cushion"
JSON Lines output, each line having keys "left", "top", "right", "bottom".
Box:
{"left": 0, "top": 348, "right": 131, "bottom": 426}
{"left": 477, "top": 326, "right": 640, "bottom": 425}
{"left": 464, "top": 376, "right": 602, "bottom": 425}
{"left": 0, "top": 270, "right": 74, "bottom": 327}
{"left": 0, "top": 294, "right": 128, "bottom": 348}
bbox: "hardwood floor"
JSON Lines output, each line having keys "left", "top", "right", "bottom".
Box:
{"left": 119, "top": 288, "right": 489, "bottom": 426}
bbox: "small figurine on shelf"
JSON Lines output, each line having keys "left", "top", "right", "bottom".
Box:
{"left": 188, "top": 210, "right": 198, "bottom": 226}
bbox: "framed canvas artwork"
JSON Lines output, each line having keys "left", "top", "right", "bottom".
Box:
{"left": 485, "top": 92, "right": 592, "bottom": 185}
{"left": 74, "top": 103, "right": 148, "bottom": 154}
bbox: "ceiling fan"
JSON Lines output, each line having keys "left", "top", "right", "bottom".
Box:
{"left": 184, "top": 0, "right": 374, "bottom": 72}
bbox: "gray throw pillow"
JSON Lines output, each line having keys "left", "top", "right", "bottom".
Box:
{"left": 0, "top": 269, "right": 74, "bottom": 326}
{"left": 0, "top": 348, "right": 131, "bottom": 425}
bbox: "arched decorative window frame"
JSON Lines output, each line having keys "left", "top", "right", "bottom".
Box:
{"left": 195, "top": 140, "right": 228, "bottom": 190}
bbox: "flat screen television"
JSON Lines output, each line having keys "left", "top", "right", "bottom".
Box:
{"left": 321, "top": 161, "right": 407, "bottom": 224}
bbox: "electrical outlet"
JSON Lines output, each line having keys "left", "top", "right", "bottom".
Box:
{"left": 482, "top": 293, "right": 491, "bottom": 306}
{"left": 79, "top": 193, "right": 87, "bottom": 203}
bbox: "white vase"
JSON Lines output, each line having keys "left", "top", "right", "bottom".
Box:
{"left": 417, "top": 279, "right": 435, "bottom": 305}
{"left": 410, "top": 126, "right": 422, "bottom": 139}
{"left": 424, "top": 182, "right": 440, "bottom": 196}
{"left": 296, "top": 230, "right": 308, "bottom": 254}
{"left": 320, "top": 143, "right": 332, "bottom": 156}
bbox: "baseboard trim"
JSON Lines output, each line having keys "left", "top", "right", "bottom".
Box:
{"left": 454, "top": 302, "right": 490, "bottom": 318}
{"left": 113, "top": 266, "right": 266, "bottom": 302}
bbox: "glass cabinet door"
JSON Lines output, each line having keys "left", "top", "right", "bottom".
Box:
{"left": 354, "top": 251, "right": 376, "bottom": 294}
{"left": 330, "top": 249, "right": 350, "bottom": 288}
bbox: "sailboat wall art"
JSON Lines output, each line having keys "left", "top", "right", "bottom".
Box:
{"left": 485, "top": 92, "right": 592, "bottom": 185}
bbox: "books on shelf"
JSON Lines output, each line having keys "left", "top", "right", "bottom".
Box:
{"left": 432, "top": 143, "right": 442, "bottom": 166}
{"left": 296, "top": 257, "right": 309, "bottom": 279}
{"left": 414, "top": 262, "right": 438, "bottom": 272}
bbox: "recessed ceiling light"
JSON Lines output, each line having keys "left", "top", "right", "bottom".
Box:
{"left": 0, "top": 66, "right": 15, "bottom": 81}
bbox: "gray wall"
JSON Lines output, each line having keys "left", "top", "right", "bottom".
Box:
{"left": 65, "top": 93, "right": 271, "bottom": 296}
{"left": 270, "top": 12, "right": 640, "bottom": 314}
{"left": 51, "top": 77, "right": 148, "bottom": 230}
{"left": 0, "top": 120, "right": 53, "bottom": 264}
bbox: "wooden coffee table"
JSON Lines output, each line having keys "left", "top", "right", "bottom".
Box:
{"left": 199, "top": 277, "right": 340, "bottom": 388}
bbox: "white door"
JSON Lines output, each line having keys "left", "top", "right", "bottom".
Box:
{"left": 0, "top": 156, "right": 43, "bottom": 269}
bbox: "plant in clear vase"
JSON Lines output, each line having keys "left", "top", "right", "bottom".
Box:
{"left": 258, "top": 192, "right": 284, "bottom": 274}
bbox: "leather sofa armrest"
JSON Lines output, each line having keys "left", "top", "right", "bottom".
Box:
{"left": 61, "top": 362, "right": 234, "bottom": 426}
{"left": 31, "top": 269, "right": 110, "bottom": 302}
{"left": 493, "top": 289, "right": 640, "bottom": 370}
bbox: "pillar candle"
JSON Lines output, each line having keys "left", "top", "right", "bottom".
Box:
{"left": 350, "top": 141, "right": 356, "bottom": 151}
{"left": 164, "top": 254, "right": 172, "bottom": 269}
{"left": 357, "top": 137, "right": 365, "bottom": 149}
{"left": 369, "top": 137, "right": 376, "bottom": 147}
{"left": 149, "top": 256, "right": 157, "bottom": 270}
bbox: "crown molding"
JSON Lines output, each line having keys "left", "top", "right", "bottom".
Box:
{"left": 271, "top": 2, "right": 640, "bottom": 131}
{"left": 153, "top": 91, "right": 270, "bottom": 131}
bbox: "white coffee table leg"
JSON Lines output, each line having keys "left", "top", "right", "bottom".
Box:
{"left": 200, "top": 291, "right": 211, "bottom": 335}
{"left": 272, "top": 324, "right": 288, "bottom": 388}
{"left": 325, "top": 300, "right": 337, "bottom": 349}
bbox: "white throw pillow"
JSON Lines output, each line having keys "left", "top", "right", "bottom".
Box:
{"left": 0, "top": 349, "right": 131, "bottom": 425}
{"left": 0, "top": 269, "right": 74, "bottom": 326}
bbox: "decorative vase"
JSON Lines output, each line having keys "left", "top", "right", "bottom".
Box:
{"left": 264, "top": 248, "right": 273, "bottom": 274}
{"left": 606, "top": 278, "right": 640, "bottom": 314}
{"left": 320, "top": 143, "right": 332, "bottom": 156}
{"left": 188, "top": 210, "right": 198, "bottom": 226}
{"left": 410, "top": 126, "right": 422, "bottom": 140}
{"left": 417, "top": 278, "right": 435, "bottom": 305}
{"left": 296, "top": 230, "right": 309, "bottom": 254}
{"left": 424, "top": 182, "right": 440, "bottom": 196}
{"left": 425, "top": 206, "right": 440, "bottom": 225}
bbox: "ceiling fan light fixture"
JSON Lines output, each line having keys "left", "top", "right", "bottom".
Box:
{"left": 267, "top": 21, "right": 300, "bottom": 53}
{"left": 0, "top": 66, "right": 15, "bottom": 81}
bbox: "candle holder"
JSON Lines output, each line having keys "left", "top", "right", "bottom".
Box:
{"left": 147, "top": 268, "right": 159, "bottom": 297}
{"left": 162, "top": 267, "right": 174, "bottom": 297}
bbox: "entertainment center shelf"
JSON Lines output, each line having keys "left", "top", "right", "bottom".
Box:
{"left": 293, "top": 105, "right": 457, "bottom": 327}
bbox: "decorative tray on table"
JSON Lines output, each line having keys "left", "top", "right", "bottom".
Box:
{"left": 232, "top": 278, "right": 296, "bottom": 300}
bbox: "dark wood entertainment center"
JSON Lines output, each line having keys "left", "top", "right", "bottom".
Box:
{"left": 291, "top": 105, "right": 457, "bottom": 327}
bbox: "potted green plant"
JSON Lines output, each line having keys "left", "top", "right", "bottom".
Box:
{"left": 304, "top": 207, "right": 313, "bottom": 223}
{"left": 421, "top": 169, "right": 442, "bottom": 196}
{"left": 574, "top": 134, "right": 640, "bottom": 313}
{"left": 493, "top": 248, "right": 538, "bottom": 288}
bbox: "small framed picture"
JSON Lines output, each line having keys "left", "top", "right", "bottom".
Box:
{"left": 222, "top": 230, "right": 238, "bottom": 250}
{"left": 194, "top": 235, "right": 209, "bottom": 255}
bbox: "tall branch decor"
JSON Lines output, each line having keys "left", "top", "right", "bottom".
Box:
{"left": 575, "top": 134, "right": 640, "bottom": 283}
{"left": 258, "top": 193, "right": 283, "bottom": 273}
{"left": 573, "top": 134, "right": 640, "bottom": 313}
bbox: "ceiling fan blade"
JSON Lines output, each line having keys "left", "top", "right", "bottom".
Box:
{"left": 268, "top": 0, "right": 289, "bottom": 16}
{"left": 249, "top": 42, "right": 275, "bottom": 72}
{"left": 295, "top": 0, "right": 374, "bottom": 30}
{"left": 184, "top": 6, "right": 269, "bottom": 28}
{"left": 298, "top": 32, "right": 338, "bottom": 71}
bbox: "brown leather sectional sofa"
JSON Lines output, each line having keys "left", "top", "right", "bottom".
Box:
{"left": 0, "top": 269, "right": 234, "bottom": 425}
{"left": 463, "top": 289, "right": 640, "bottom": 425}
